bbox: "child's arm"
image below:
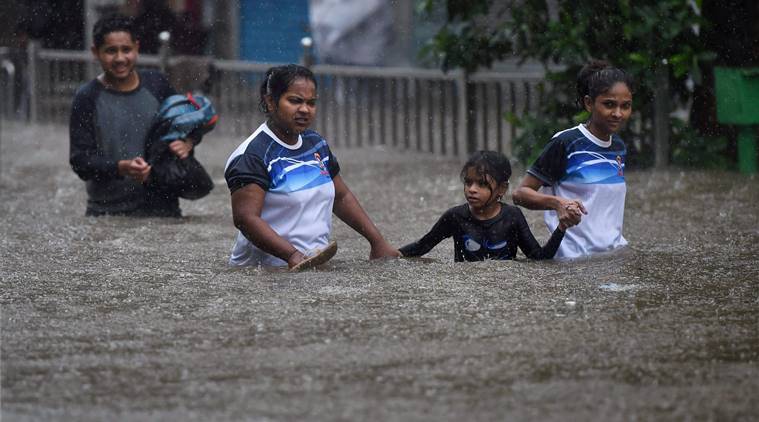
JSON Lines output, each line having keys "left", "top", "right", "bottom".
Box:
{"left": 398, "top": 211, "right": 454, "bottom": 258}
{"left": 514, "top": 208, "right": 566, "bottom": 260}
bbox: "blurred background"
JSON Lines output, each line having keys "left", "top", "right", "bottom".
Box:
{"left": 1, "top": 0, "right": 758, "bottom": 172}
{"left": 0, "top": 0, "right": 435, "bottom": 65}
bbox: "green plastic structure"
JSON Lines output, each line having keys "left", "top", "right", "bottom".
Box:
{"left": 714, "top": 67, "right": 759, "bottom": 174}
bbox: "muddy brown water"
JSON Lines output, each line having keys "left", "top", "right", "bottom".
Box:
{"left": 2, "top": 121, "right": 758, "bottom": 421}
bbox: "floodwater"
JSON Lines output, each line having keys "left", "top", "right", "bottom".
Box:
{"left": 2, "top": 120, "right": 758, "bottom": 421}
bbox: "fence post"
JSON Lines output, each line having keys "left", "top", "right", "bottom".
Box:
{"left": 653, "top": 63, "right": 670, "bottom": 168}
{"left": 455, "top": 69, "right": 468, "bottom": 160}
{"left": 26, "top": 40, "right": 39, "bottom": 123}
{"left": 158, "top": 31, "right": 171, "bottom": 74}
{"left": 0, "top": 50, "right": 15, "bottom": 119}
{"left": 300, "top": 37, "right": 314, "bottom": 68}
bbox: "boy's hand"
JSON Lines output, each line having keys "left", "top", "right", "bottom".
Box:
{"left": 118, "top": 157, "right": 151, "bottom": 183}
{"left": 169, "top": 139, "right": 194, "bottom": 159}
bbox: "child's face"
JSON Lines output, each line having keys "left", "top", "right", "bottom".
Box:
{"left": 584, "top": 82, "right": 632, "bottom": 138}
{"left": 92, "top": 31, "right": 139, "bottom": 83}
{"left": 462, "top": 167, "right": 506, "bottom": 211}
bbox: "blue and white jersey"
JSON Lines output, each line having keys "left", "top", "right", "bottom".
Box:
{"left": 224, "top": 123, "right": 340, "bottom": 267}
{"left": 527, "top": 124, "right": 627, "bottom": 259}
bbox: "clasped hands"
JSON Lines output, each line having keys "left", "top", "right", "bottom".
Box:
{"left": 556, "top": 198, "right": 587, "bottom": 231}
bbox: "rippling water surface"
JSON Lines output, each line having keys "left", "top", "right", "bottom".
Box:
{"left": 2, "top": 122, "right": 758, "bottom": 421}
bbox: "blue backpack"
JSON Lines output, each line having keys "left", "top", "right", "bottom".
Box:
{"left": 155, "top": 93, "right": 219, "bottom": 142}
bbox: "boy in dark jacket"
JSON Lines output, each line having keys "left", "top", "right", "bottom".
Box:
{"left": 69, "top": 14, "right": 197, "bottom": 216}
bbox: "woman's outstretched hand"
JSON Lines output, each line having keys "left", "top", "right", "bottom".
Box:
{"left": 369, "top": 240, "right": 401, "bottom": 260}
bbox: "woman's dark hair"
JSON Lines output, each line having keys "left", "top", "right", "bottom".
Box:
{"left": 259, "top": 64, "right": 318, "bottom": 114}
{"left": 576, "top": 60, "right": 634, "bottom": 108}
{"left": 460, "top": 150, "right": 512, "bottom": 187}
{"left": 93, "top": 14, "right": 137, "bottom": 49}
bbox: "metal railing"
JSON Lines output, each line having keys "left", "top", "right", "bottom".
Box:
{"left": 0, "top": 47, "right": 18, "bottom": 119}
{"left": 6, "top": 43, "right": 545, "bottom": 158}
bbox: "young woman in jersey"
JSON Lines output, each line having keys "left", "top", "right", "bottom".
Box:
{"left": 399, "top": 151, "right": 572, "bottom": 262}
{"left": 224, "top": 64, "right": 399, "bottom": 268}
{"left": 512, "top": 60, "right": 634, "bottom": 259}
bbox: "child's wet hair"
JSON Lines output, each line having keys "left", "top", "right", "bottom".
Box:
{"left": 259, "top": 64, "right": 318, "bottom": 114}
{"left": 93, "top": 14, "right": 136, "bottom": 49}
{"left": 460, "top": 150, "right": 512, "bottom": 187}
{"left": 576, "top": 60, "right": 634, "bottom": 108}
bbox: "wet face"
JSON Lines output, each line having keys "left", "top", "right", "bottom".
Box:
{"left": 92, "top": 31, "right": 139, "bottom": 84}
{"left": 463, "top": 167, "right": 506, "bottom": 214}
{"left": 266, "top": 77, "right": 317, "bottom": 144}
{"left": 584, "top": 82, "right": 632, "bottom": 140}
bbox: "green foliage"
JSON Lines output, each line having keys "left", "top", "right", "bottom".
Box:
{"left": 506, "top": 113, "right": 567, "bottom": 165}
{"left": 418, "top": 0, "right": 513, "bottom": 72}
{"left": 419, "top": 0, "right": 723, "bottom": 167}
{"left": 670, "top": 119, "right": 731, "bottom": 169}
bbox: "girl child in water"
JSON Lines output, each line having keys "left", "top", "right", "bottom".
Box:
{"left": 399, "top": 150, "right": 572, "bottom": 261}
{"left": 512, "top": 60, "right": 633, "bottom": 259}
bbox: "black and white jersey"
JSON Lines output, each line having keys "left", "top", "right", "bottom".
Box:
{"left": 399, "top": 203, "right": 564, "bottom": 262}
{"left": 224, "top": 123, "right": 340, "bottom": 267}
{"left": 528, "top": 124, "right": 627, "bottom": 259}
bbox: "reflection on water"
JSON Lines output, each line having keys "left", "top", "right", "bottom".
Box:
{"left": 598, "top": 282, "right": 638, "bottom": 292}
{"left": 2, "top": 122, "right": 758, "bottom": 420}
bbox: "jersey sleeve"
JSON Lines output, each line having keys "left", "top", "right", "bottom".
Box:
{"left": 326, "top": 147, "right": 340, "bottom": 179}
{"left": 399, "top": 208, "right": 455, "bottom": 257}
{"left": 68, "top": 85, "right": 120, "bottom": 181}
{"left": 224, "top": 152, "right": 270, "bottom": 194}
{"left": 527, "top": 136, "right": 567, "bottom": 186}
{"left": 514, "top": 207, "right": 564, "bottom": 260}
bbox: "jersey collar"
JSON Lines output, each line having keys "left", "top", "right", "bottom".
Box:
{"left": 263, "top": 122, "right": 303, "bottom": 150}
{"left": 578, "top": 124, "right": 612, "bottom": 148}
